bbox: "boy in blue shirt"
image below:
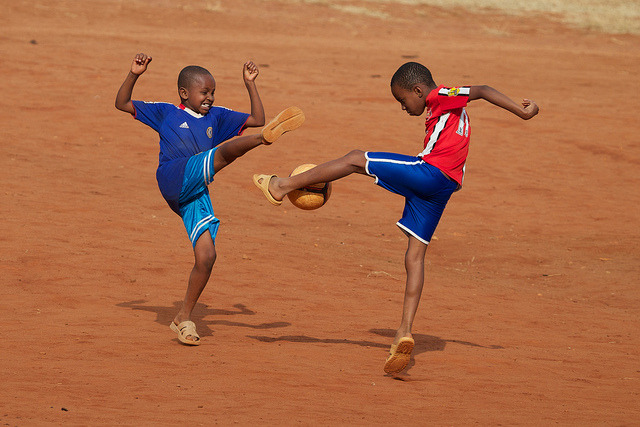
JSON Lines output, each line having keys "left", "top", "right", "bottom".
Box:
{"left": 116, "top": 53, "right": 304, "bottom": 345}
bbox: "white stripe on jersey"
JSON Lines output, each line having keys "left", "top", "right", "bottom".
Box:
{"left": 418, "top": 113, "right": 450, "bottom": 157}
{"left": 456, "top": 108, "right": 469, "bottom": 137}
{"left": 438, "top": 86, "right": 470, "bottom": 96}
{"left": 181, "top": 106, "right": 204, "bottom": 118}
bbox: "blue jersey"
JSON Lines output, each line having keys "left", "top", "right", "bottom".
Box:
{"left": 132, "top": 101, "right": 249, "bottom": 213}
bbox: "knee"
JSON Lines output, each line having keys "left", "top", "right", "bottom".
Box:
{"left": 405, "top": 246, "right": 427, "bottom": 269}
{"left": 195, "top": 245, "right": 217, "bottom": 271}
{"left": 344, "top": 149, "right": 366, "bottom": 168}
{"left": 405, "top": 253, "right": 424, "bottom": 272}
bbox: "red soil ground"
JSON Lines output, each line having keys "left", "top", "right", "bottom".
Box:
{"left": 1, "top": 0, "right": 639, "bottom": 424}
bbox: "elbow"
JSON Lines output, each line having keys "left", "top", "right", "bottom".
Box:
{"left": 115, "top": 100, "right": 134, "bottom": 115}
{"left": 248, "top": 116, "right": 265, "bottom": 127}
{"left": 254, "top": 114, "right": 265, "bottom": 126}
{"left": 477, "top": 85, "right": 492, "bottom": 98}
{"left": 469, "top": 85, "right": 491, "bottom": 101}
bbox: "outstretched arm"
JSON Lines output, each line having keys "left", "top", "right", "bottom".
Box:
{"left": 469, "top": 85, "right": 539, "bottom": 120}
{"left": 242, "top": 61, "right": 265, "bottom": 127}
{"left": 115, "top": 53, "right": 152, "bottom": 115}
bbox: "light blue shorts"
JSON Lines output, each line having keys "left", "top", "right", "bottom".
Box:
{"left": 365, "top": 152, "right": 457, "bottom": 245}
{"left": 178, "top": 148, "right": 220, "bottom": 247}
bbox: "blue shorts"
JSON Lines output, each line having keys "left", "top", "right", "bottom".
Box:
{"left": 365, "top": 152, "right": 458, "bottom": 245}
{"left": 178, "top": 148, "right": 220, "bottom": 247}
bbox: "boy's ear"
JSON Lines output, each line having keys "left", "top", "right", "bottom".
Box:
{"left": 178, "top": 87, "right": 188, "bottom": 100}
{"left": 413, "top": 85, "right": 425, "bottom": 98}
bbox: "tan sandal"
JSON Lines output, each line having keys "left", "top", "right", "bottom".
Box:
{"left": 170, "top": 321, "right": 201, "bottom": 346}
{"left": 261, "top": 106, "right": 305, "bottom": 144}
{"left": 252, "top": 174, "right": 282, "bottom": 206}
{"left": 383, "top": 337, "right": 414, "bottom": 374}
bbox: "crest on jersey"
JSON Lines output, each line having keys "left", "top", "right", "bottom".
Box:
{"left": 447, "top": 87, "right": 460, "bottom": 97}
{"left": 207, "top": 127, "right": 213, "bottom": 138}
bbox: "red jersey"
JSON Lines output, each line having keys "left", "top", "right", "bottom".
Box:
{"left": 419, "top": 85, "right": 471, "bottom": 186}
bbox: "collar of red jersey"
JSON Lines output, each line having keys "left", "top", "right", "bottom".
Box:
{"left": 179, "top": 104, "right": 204, "bottom": 118}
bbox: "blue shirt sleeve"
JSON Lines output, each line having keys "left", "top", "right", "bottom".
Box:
{"left": 132, "top": 101, "right": 173, "bottom": 132}
{"left": 212, "top": 108, "right": 250, "bottom": 146}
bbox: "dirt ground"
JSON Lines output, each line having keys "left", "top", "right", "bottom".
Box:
{"left": 1, "top": 0, "right": 639, "bottom": 424}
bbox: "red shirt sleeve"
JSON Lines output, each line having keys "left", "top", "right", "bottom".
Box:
{"left": 436, "top": 86, "right": 470, "bottom": 111}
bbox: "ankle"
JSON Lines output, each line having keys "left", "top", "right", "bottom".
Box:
{"left": 173, "top": 312, "right": 190, "bottom": 325}
{"left": 394, "top": 328, "right": 412, "bottom": 342}
{"left": 270, "top": 177, "right": 286, "bottom": 200}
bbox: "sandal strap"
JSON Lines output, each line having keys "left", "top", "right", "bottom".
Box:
{"left": 177, "top": 321, "right": 199, "bottom": 340}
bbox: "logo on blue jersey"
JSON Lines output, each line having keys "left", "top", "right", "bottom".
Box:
{"left": 207, "top": 127, "right": 213, "bottom": 139}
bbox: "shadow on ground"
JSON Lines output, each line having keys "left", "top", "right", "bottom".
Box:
{"left": 117, "top": 299, "right": 291, "bottom": 337}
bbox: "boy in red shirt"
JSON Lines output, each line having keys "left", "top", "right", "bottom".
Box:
{"left": 253, "top": 62, "right": 538, "bottom": 374}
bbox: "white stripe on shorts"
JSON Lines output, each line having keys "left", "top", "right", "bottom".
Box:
{"left": 203, "top": 150, "right": 213, "bottom": 185}
{"left": 364, "top": 153, "right": 424, "bottom": 184}
{"left": 368, "top": 157, "right": 424, "bottom": 166}
{"left": 190, "top": 215, "right": 215, "bottom": 242}
{"left": 396, "top": 222, "right": 430, "bottom": 245}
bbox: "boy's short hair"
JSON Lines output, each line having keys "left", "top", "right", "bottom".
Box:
{"left": 178, "top": 65, "right": 212, "bottom": 89}
{"left": 390, "top": 62, "right": 434, "bottom": 90}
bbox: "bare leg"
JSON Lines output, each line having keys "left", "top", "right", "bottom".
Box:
{"left": 214, "top": 105, "right": 306, "bottom": 173}
{"left": 383, "top": 235, "right": 428, "bottom": 372}
{"left": 268, "top": 149, "right": 368, "bottom": 201}
{"left": 393, "top": 235, "right": 428, "bottom": 345}
{"left": 172, "top": 230, "right": 216, "bottom": 343}
{"left": 171, "top": 135, "right": 261, "bottom": 343}
{"left": 213, "top": 134, "right": 265, "bottom": 173}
